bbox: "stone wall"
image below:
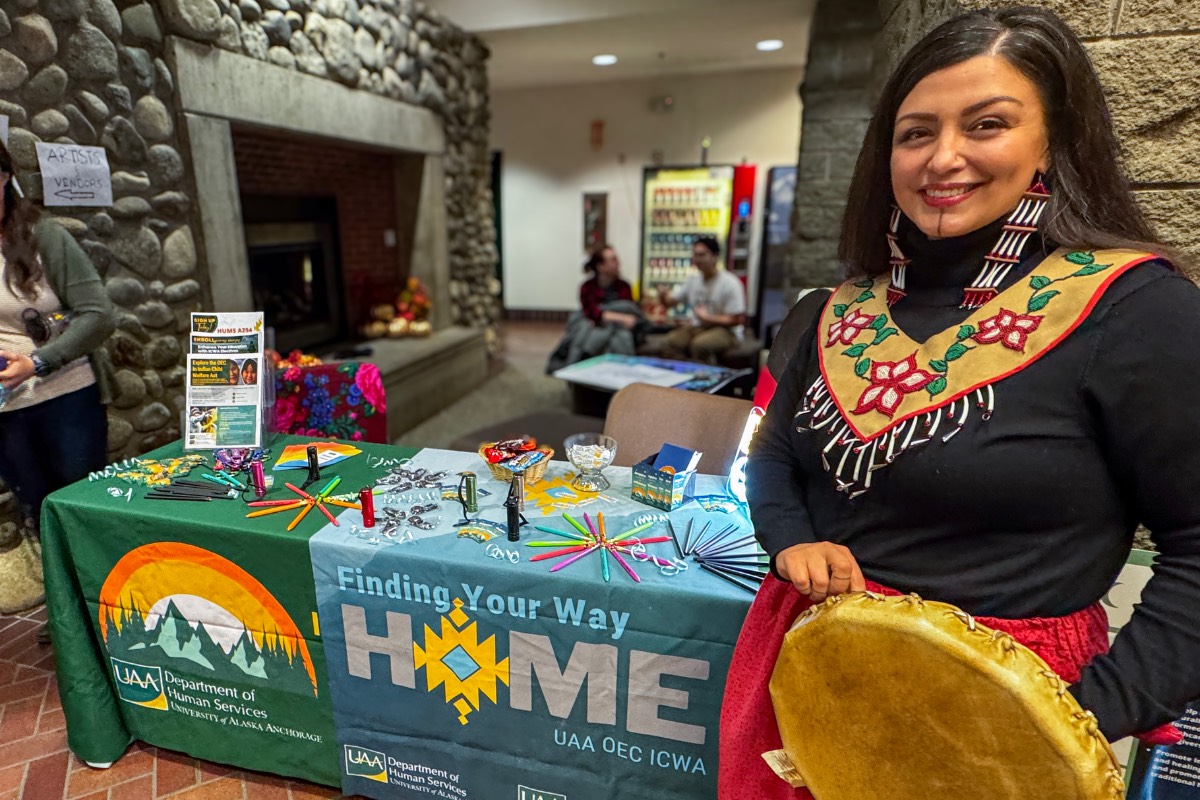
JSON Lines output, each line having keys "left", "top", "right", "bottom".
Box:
{"left": 0, "top": 0, "right": 493, "bottom": 532}
{"left": 178, "top": 0, "right": 499, "bottom": 331}
{"left": 789, "top": 0, "right": 1200, "bottom": 289}
{"left": 787, "top": 0, "right": 882, "bottom": 289}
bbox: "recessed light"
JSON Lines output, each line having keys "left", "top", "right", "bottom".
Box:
{"left": 592, "top": 54, "right": 618, "bottom": 66}
{"left": 756, "top": 39, "right": 784, "bottom": 52}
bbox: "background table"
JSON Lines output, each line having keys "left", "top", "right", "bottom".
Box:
{"left": 553, "top": 353, "right": 753, "bottom": 416}
{"left": 43, "top": 439, "right": 758, "bottom": 798}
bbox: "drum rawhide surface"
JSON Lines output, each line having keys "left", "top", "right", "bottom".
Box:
{"left": 765, "top": 592, "right": 1124, "bottom": 799}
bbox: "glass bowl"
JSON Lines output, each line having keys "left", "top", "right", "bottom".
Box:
{"left": 564, "top": 433, "right": 618, "bottom": 493}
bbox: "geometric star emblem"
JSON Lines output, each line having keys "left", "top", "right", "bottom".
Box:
{"left": 413, "top": 599, "right": 509, "bottom": 725}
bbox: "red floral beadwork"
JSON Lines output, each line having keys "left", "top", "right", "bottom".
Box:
{"left": 853, "top": 354, "right": 936, "bottom": 417}
{"left": 973, "top": 308, "right": 1043, "bottom": 352}
{"left": 826, "top": 309, "right": 879, "bottom": 347}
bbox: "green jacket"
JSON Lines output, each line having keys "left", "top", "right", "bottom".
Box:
{"left": 32, "top": 218, "right": 118, "bottom": 404}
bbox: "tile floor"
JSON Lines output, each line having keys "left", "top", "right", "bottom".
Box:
{"left": 0, "top": 603, "right": 352, "bottom": 799}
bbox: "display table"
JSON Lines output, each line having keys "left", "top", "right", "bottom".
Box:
{"left": 43, "top": 438, "right": 757, "bottom": 798}
{"left": 42, "top": 436, "right": 409, "bottom": 787}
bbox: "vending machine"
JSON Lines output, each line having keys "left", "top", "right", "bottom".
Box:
{"left": 638, "top": 164, "right": 759, "bottom": 321}
{"left": 726, "top": 164, "right": 758, "bottom": 284}
{"left": 638, "top": 165, "right": 735, "bottom": 298}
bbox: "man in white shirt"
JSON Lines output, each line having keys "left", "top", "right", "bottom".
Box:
{"left": 656, "top": 236, "right": 746, "bottom": 364}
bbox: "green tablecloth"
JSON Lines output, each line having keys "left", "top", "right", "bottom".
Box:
{"left": 42, "top": 436, "right": 416, "bottom": 785}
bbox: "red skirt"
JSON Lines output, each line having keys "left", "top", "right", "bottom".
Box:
{"left": 718, "top": 576, "right": 1112, "bottom": 800}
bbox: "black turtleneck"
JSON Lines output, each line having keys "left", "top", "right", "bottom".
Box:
{"left": 747, "top": 217, "right": 1200, "bottom": 740}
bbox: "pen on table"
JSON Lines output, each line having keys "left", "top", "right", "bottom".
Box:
{"left": 325, "top": 498, "right": 362, "bottom": 510}
{"left": 666, "top": 518, "right": 684, "bottom": 560}
{"left": 548, "top": 545, "right": 599, "bottom": 573}
{"left": 530, "top": 544, "right": 590, "bottom": 562}
{"left": 312, "top": 477, "right": 341, "bottom": 526}
{"left": 613, "top": 535, "right": 672, "bottom": 546}
{"left": 607, "top": 521, "right": 655, "bottom": 544}
{"left": 682, "top": 518, "right": 695, "bottom": 555}
{"left": 204, "top": 472, "right": 245, "bottom": 490}
{"left": 287, "top": 501, "right": 315, "bottom": 531}
{"left": 286, "top": 482, "right": 317, "bottom": 501}
{"left": 700, "top": 563, "right": 761, "bottom": 593}
{"left": 561, "top": 513, "right": 592, "bottom": 539}
{"left": 691, "top": 524, "right": 741, "bottom": 555}
{"left": 701, "top": 563, "right": 769, "bottom": 581}
{"left": 532, "top": 525, "right": 588, "bottom": 542}
{"left": 695, "top": 534, "right": 759, "bottom": 560}
{"left": 246, "top": 502, "right": 306, "bottom": 518}
{"left": 608, "top": 548, "right": 641, "bottom": 583}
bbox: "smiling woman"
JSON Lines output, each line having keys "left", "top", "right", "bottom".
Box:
{"left": 720, "top": 6, "right": 1200, "bottom": 800}
{"left": 890, "top": 58, "right": 1049, "bottom": 240}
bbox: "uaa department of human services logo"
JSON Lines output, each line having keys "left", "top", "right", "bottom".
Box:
{"left": 345, "top": 745, "right": 389, "bottom": 783}
{"left": 518, "top": 786, "right": 567, "bottom": 800}
{"left": 111, "top": 657, "right": 168, "bottom": 710}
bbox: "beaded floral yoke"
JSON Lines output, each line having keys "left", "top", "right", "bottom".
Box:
{"left": 796, "top": 248, "right": 1154, "bottom": 497}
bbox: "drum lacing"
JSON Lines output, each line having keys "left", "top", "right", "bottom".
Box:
{"left": 1040, "top": 669, "right": 1069, "bottom": 698}
{"left": 900, "top": 593, "right": 925, "bottom": 607}
{"left": 989, "top": 630, "right": 1017, "bottom": 652}
{"left": 948, "top": 609, "right": 976, "bottom": 631}
{"left": 1071, "top": 709, "right": 1101, "bottom": 736}
{"left": 861, "top": 590, "right": 883, "bottom": 601}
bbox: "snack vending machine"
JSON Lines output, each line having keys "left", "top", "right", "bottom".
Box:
{"left": 639, "top": 165, "right": 735, "bottom": 297}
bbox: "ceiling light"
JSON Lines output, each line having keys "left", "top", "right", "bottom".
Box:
{"left": 756, "top": 39, "right": 784, "bottom": 52}
{"left": 592, "top": 54, "right": 618, "bottom": 66}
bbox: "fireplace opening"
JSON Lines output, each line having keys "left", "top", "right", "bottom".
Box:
{"left": 242, "top": 195, "right": 345, "bottom": 353}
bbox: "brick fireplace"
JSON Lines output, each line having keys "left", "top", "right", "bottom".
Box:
{"left": 232, "top": 130, "right": 408, "bottom": 346}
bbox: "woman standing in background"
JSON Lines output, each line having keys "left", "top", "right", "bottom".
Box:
{"left": 0, "top": 140, "right": 116, "bottom": 640}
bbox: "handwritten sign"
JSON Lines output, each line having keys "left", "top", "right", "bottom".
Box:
{"left": 35, "top": 143, "right": 112, "bottom": 207}
{"left": 0, "top": 116, "right": 8, "bottom": 146}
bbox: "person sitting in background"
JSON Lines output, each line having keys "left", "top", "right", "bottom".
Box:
{"left": 657, "top": 236, "right": 746, "bottom": 364}
{"left": 545, "top": 245, "right": 644, "bottom": 373}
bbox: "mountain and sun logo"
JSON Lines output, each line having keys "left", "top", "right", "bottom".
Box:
{"left": 98, "top": 542, "right": 317, "bottom": 708}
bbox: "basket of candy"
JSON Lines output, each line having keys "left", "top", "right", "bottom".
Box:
{"left": 478, "top": 437, "right": 554, "bottom": 483}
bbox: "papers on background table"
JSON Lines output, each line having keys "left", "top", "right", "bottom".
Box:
{"left": 553, "top": 359, "right": 694, "bottom": 392}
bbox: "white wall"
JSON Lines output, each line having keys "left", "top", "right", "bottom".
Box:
{"left": 492, "top": 67, "right": 803, "bottom": 311}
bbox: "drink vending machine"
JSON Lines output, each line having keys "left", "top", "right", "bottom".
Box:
{"left": 638, "top": 164, "right": 758, "bottom": 321}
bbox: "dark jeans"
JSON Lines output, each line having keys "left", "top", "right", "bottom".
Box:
{"left": 0, "top": 384, "right": 108, "bottom": 531}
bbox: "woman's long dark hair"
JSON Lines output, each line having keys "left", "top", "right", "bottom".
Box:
{"left": 840, "top": 6, "right": 1179, "bottom": 277}
{"left": 584, "top": 244, "right": 614, "bottom": 274}
{"left": 0, "top": 140, "right": 43, "bottom": 296}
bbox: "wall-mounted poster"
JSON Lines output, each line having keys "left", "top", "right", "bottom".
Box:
{"left": 583, "top": 192, "right": 608, "bottom": 254}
